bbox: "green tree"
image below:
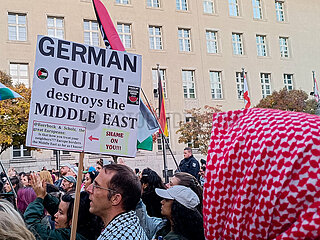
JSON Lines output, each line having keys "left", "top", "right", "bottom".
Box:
{"left": 0, "top": 71, "right": 31, "bottom": 155}
{"left": 176, "top": 105, "right": 221, "bottom": 155}
{"left": 256, "top": 88, "right": 317, "bottom": 114}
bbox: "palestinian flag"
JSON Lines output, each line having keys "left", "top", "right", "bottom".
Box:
{"left": 36, "top": 68, "right": 48, "bottom": 80}
{"left": 0, "top": 82, "right": 22, "bottom": 100}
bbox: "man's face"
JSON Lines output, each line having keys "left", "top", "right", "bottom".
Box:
{"left": 54, "top": 200, "right": 70, "bottom": 228}
{"left": 183, "top": 150, "right": 192, "bottom": 159}
{"left": 62, "top": 179, "right": 73, "bottom": 192}
{"left": 60, "top": 166, "right": 69, "bottom": 176}
{"left": 96, "top": 164, "right": 102, "bottom": 172}
{"left": 87, "top": 170, "right": 114, "bottom": 218}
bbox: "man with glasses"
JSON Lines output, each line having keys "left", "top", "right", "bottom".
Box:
{"left": 87, "top": 164, "right": 148, "bottom": 240}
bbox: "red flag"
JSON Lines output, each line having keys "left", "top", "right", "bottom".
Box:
{"left": 92, "top": 0, "right": 125, "bottom": 51}
{"left": 158, "top": 67, "right": 168, "bottom": 137}
{"left": 243, "top": 70, "right": 251, "bottom": 109}
{"left": 314, "top": 73, "right": 320, "bottom": 103}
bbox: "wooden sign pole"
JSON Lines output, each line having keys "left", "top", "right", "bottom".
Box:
{"left": 70, "top": 152, "right": 85, "bottom": 240}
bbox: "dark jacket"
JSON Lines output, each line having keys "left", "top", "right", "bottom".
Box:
{"left": 178, "top": 155, "right": 200, "bottom": 178}
{"left": 24, "top": 196, "right": 87, "bottom": 240}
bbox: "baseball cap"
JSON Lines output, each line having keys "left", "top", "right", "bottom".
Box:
{"left": 70, "top": 166, "right": 78, "bottom": 176}
{"left": 62, "top": 175, "right": 76, "bottom": 184}
{"left": 60, "top": 163, "right": 72, "bottom": 169}
{"left": 155, "top": 185, "right": 200, "bottom": 209}
{"left": 83, "top": 166, "right": 96, "bottom": 174}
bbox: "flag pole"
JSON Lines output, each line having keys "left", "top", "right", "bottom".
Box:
{"left": 242, "top": 68, "right": 245, "bottom": 105}
{"left": 312, "top": 71, "right": 320, "bottom": 116}
{"left": 157, "top": 64, "right": 169, "bottom": 183}
{"left": 141, "top": 88, "right": 180, "bottom": 170}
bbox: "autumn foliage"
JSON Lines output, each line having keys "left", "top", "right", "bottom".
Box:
{"left": 176, "top": 105, "right": 221, "bottom": 155}
{"left": 256, "top": 88, "right": 317, "bottom": 114}
{"left": 0, "top": 71, "right": 31, "bottom": 155}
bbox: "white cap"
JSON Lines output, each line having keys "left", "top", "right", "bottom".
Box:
{"left": 155, "top": 185, "right": 200, "bottom": 209}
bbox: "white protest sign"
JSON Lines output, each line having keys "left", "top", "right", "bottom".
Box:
{"left": 26, "top": 35, "right": 142, "bottom": 157}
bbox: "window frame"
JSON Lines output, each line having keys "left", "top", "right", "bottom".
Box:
{"left": 83, "top": 19, "right": 100, "bottom": 46}
{"left": 232, "top": 32, "right": 244, "bottom": 55}
{"left": 147, "top": 0, "right": 160, "bottom": 8}
{"left": 206, "top": 30, "right": 218, "bottom": 54}
{"left": 149, "top": 25, "right": 163, "bottom": 50}
{"left": 12, "top": 145, "right": 31, "bottom": 158}
{"left": 203, "top": 0, "right": 215, "bottom": 14}
{"left": 176, "top": 0, "right": 188, "bottom": 11}
{"left": 9, "top": 63, "right": 29, "bottom": 87}
{"left": 229, "top": 0, "right": 240, "bottom": 17}
{"left": 178, "top": 28, "right": 191, "bottom": 52}
{"left": 252, "top": 0, "right": 263, "bottom": 19}
{"left": 117, "top": 23, "right": 132, "bottom": 49}
{"left": 209, "top": 71, "right": 223, "bottom": 99}
{"left": 279, "top": 36, "right": 289, "bottom": 58}
{"left": 182, "top": 70, "right": 196, "bottom": 99}
{"left": 8, "top": 12, "right": 27, "bottom": 41}
{"left": 283, "top": 73, "right": 294, "bottom": 91}
{"left": 236, "top": 71, "right": 245, "bottom": 100}
{"left": 115, "top": 0, "right": 130, "bottom": 5}
{"left": 47, "top": 16, "right": 65, "bottom": 39}
{"left": 256, "top": 34, "right": 267, "bottom": 57}
{"left": 260, "top": 73, "right": 272, "bottom": 98}
{"left": 275, "top": 0, "right": 285, "bottom": 22}
{"left": 152, "top": 68, "right": 167, "bottom": 98}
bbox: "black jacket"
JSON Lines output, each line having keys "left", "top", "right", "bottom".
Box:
{"left": 178, "top": 155, "right": 200, "bottom": 178}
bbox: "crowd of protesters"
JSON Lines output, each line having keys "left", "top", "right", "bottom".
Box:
{"left": 0, "top": 148, "right": 205, "bottom": 240}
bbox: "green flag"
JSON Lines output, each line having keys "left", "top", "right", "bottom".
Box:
{"left": 137, "top": 135, "right": 153, "bottom": 151}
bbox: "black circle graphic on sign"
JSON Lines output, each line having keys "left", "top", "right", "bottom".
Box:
{"left": 36, "top": 68, "right": 48, "bottom": 80}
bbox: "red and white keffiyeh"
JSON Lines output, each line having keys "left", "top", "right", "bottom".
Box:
{"left": 203, "top": 108, "right": 320, "bottom": 240}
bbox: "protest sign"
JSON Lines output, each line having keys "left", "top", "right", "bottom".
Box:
{"left": 26, "top": 35, "right": 142, "bottom": 157}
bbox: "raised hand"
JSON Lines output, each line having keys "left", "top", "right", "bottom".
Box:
{"left": 30, "top": 173, "right": 47, "bottom": 199}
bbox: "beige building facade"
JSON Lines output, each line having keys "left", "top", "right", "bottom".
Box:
{"left": 0, "top": 0, "right": 319, "bottom": 174}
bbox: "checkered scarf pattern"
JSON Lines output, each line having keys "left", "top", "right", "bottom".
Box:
{"left": 203, "top": 108, "right": 320, "bottom": 239}
{"left": 97, "top": 210, "right": 148, "bottom": 240}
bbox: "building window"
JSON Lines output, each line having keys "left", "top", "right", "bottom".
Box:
{"left": 229, "top": 0, "right": 240, "bottom": 16}
{"left": 53, "top": 150, "right": 70, "bottom": 155}
{"left": 209, "top": 71, "right": 223, "bottom": 99}
{"left": 279, "top": 37, "right": 289, "bottom": 58}
{"left": 260, "top": 73, "right": 271, "bottom": 98}
{"left": 236, "top": 72, "right": 244, "bottom": 99}
{"left": 13, "top": 145, "right": 31, "bottom": 158}
{"left": 275, "top": 0, "right": 285, "bottom": 22}
{"left": 9, "top": 63, "right": 29, "bottom": 87}
{"left": 185, "top": 117, "right": 199, "bottom": 149}
{"left": 147, "top": 0, "right": 160, "bottom": 7}
{"left": 8, "top": 13, "right": 27, "bottom": 41}
{"left": 157, "top": 120, "right": 170, "bottom": 151}
{"left": 149, "top": 26, "right": 162, "bottom": 50}
{"left": 152, "top": 69, "right": 167, "bottom": 98}
{"left": 182, "top": 70, "right": 196, "bottom": 99}
{"left": 116, "top": 0, "right": 130, "bottom": 4}
{"left": 203, "top": 0, "right": 214, "bottom": 14}
{"left": 206, "top": 30, "right": 218, "bottom": 54}
{"left": 284, "top": 74, "right": 293, "bottom": 90}
{"left": 117, "top": 23, "right": 132, "bottom": 48}
{"left": 84, "top": 20, "right": 99, "bottom": 46}
{"left": 252, "top": 0, "right": 263, "bottom": 19}
{"left": 176, "top": 0, "right": 188, "bottom": 10}
{"left": 256, "top": 35, "right": 267, "bottom": 56}
{"left": 232, "top": 33, "right": 243, "bottom": 55}
{"left": 178, "top": 28, "right": 191, "bottom": 52}
{"left": 47, "top": 16, "right": 64, "bottom": 39}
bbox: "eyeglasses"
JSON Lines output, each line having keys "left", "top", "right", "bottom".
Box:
{"left": 92, "top": 181, "right": 117, "bottom": 193}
